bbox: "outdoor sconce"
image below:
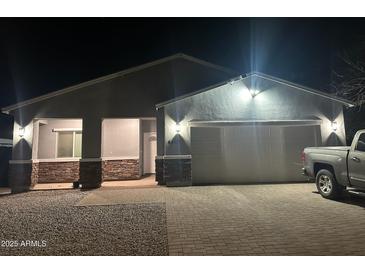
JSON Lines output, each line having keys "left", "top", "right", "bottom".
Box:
{"left": 249, "top": 89, "right": 259, "bottom": 98}
{"left": 331, "top": 121, "right": 338, "bottom": 132}
{"left": 168, "top": 123, "right": 182, "bottom": 144}
{"left": 174, "top": 123, "right": 181, "bottom": 134}
{"left": 18, "top": 127, "right": 25, "bottom": 138}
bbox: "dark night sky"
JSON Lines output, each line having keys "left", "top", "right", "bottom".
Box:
{"left": 1, "top": 18, "right": 365, "bottom": 110}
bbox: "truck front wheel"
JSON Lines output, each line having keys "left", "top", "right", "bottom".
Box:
{"left": 315, "top": 169, "right": 344, "bottom": 200}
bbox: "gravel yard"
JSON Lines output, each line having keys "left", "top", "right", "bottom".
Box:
{"left": 0, "top": 190, "right": 168, "bottom": 255}
{"left": 2, "top": 183, "right": 365, "bottom": 256}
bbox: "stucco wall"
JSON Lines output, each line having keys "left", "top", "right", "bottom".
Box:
{"left": 9, "top": 57, "right": 235, "bottom": 161}
{"left": 38, "top": 119, "right": 82, "bottom": 159}
{"left": 161, "top": 75, "right": 348, "bottom": 156}
{"left": 101, "top": 119, "right": 140, "bottom": 158}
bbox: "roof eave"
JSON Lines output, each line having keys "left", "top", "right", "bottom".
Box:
{"left": 248, "top": 72, "right": 355, "bottom": 107}
{"left": 156, "top": 72, "right": 355, "bottom": 108}
{"left": 2, "top": 53, "right": 237, "bottom": 113}
{"left": 156, "top": 75, "right": 245, "bottom": 109}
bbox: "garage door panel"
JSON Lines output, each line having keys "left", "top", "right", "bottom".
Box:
{"left": 222, "top": 127, "right": 271, "bottom": 182}
{"left": 191, "top": 124, "right": 321, "bottom": 184}
{"left": 191, "top": 127, "right": 224, "bottom": 183}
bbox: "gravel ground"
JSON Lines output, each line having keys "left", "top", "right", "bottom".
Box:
{"left": 0, "top": 190, "right": 168, "bottom": 255}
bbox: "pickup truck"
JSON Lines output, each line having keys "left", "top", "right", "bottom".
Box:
{"left": 303, "top": 130, "right": 365, "bottom": 199}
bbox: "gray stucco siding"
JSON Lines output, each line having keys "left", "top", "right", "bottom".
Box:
{"left": 162, "top": 75, "right": 347, "bottom": 156}
{"left": 9, "top": 57, "right": 235, "bottom": 161}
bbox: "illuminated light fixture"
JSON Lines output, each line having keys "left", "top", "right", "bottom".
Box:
{"left": 249, "top": 89, "right": 260, "bottom": 97}
{"left": 18, "top": 127, "right": 25, "bottom": 138}
{"left": 331, "top": 121, "right": 338, "bottom": 132}
{"left": 173, "top": 123, "right": 181, "bottom": 134}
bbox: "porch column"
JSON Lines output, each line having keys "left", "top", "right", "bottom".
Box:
{"left": 79, "top": 117, "right": 102, "bottom": 189}
{"left": 155, "top": 107, "right": 165, "bottom": 184}
{"left": 9, "top": 120, "right": 38, "bottom": 193}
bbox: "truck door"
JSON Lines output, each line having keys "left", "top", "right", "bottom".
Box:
{"left": 348, "top": 132, "right": 365, "bottom": 188}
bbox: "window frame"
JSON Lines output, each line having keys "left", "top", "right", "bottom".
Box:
{"left": 55, "top": 130, "right": 82, "bottom": 159}
{"left": 355, "top": 133, "right": 365, "bottom": 152}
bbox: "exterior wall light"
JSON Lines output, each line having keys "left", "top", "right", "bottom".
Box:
{"left": 249, "top": 89, "right": 259, "bottom": 97}
{"left": 174, "top": 123, "right": 181, "bottom": 134}
{"left": 18, "top": 127, "right": 25, "bottom": 138}
{"left": 331, "top": 121, "right": 338, "bottom": 132}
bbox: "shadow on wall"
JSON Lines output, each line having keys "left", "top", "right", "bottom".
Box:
{"left": 166, "top": 134, "right": 189, "bottom": 155}
{"left": 326, "top": 132, "right": 343, "bottom": 146}
{"left": 12, "top": 139, "right": 32, "bottom": 160}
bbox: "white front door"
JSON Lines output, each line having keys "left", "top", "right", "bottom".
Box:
{"left": 143, "top": 132, "right": 157, "bottom": 174}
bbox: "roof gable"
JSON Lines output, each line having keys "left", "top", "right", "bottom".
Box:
{"left": 156, "top": 72, "right": 355, "bottom": 108}
{"left": 2, "top": 53, "right": 237, "bottom": 113}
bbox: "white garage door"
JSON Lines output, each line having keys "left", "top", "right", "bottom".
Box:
{"left": 191, "top": 124, "right": 321, "bottom": 184}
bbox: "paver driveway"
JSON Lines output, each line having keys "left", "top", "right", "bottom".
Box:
{"left": 79, "top": 183, "right": 365, "bottom": 255}
{"left": 2, "top": 183, "right": 365, "bottom": 255}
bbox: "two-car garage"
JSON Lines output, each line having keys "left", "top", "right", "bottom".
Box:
{"left": 157, "top": 72, "right": 351, "bottom": 186}
{"left": 191, "top": 121, "right": 322, "bottom": 184}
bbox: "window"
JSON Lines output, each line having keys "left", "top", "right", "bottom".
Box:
{"left": 57, "top": 131, "right": 82, "bottom": 158}
{"left": 355, "top": 133, "right": 365, "bottom": 152}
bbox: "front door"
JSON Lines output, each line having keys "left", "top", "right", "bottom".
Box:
{"left": 143, "top": 132, "right": 157, "bottom": 174}
{"left": 348, "top": 132, "right": 365, "bottom": 188}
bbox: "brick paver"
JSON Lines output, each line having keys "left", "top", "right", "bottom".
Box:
{"left": 81, "top": 183, "right": 365, "bottom": 255}
{"left": 164, "top": 184, "right": 365, "bottom": 255}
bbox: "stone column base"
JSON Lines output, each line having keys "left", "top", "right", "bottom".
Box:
{"left": 9, "top": 161, "right": 39, "bottom": 193}
{"left": 155, "top": 155, "right": 192, "bottom": 187}
{"left": 79, "top": 159, "right": 102, "bottom": 189}
{"left": 155, "top": 157, "right": 165, "bottom": 185}
{"left": 102, "top": 159, "right": 140, "bottom": 181}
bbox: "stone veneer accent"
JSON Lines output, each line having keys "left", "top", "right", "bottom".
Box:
{"left": 79, "top": 160, "right": 103, "bottom": 189}
{"left": 38, "top": 161, "right": 79, "bottom": 183}
{"left": 155, "top": 158, "right": 164, "bottom": 185}
{"left": 102, "top": 159, "right": 140, "bottom": 181}
{"left": 9, "top": 158, "right": 141, "bottom": 192}
{"left": 156, "top": 156, "right": 192, "bottom": 186}
{"left": 9, "top": 162, "right": 39, "bottom": 193}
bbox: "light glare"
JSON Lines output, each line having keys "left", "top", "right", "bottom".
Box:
{"left": 19, "top": 127, "right": 25, "bottom": 138}
{"left": 249, "top": 89, "right": 260, "bottom": 97}
{"left": 173, "top": 123, "right": 181, "bottom": 134}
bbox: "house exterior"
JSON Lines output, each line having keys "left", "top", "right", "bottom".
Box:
{"left": 155, "top": 72, "right": 354, "bottom": 186}
{"left": 1, "top": 54, "right": 236, "bottom": 193}
{"left": 1, "top": 53, "right": 354, "bottom": 193}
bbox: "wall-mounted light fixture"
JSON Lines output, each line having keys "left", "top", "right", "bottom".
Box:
{"left": 18, "top": 127, "right": 25, "bottom": 138}
{"left": 173, "top": 123, "right": 181, "bottom": 134}
{"left": 249, "top": 89, "right": 259, "bottom": 98}
{"left": 331, "top": 121, "right": 338, "bottom": 132}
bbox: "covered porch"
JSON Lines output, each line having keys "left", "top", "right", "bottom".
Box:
{"left": 13, "top": 117, "right": 157, "bottom": 191}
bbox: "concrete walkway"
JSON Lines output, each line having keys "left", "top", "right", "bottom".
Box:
{"left": 32, "top": 183, "right": 73, "bottom": 191}
{"left": 0, "top": 187, "right": 11, "bottom": 195}
{"left": 78, "top": 183, "right": 365, "bottom": 255}
{"left": 101, "top": 175, "right": 157, "bottom": 189}
{"left": 30, "top": 175, "right": 157, "bottom": 191}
